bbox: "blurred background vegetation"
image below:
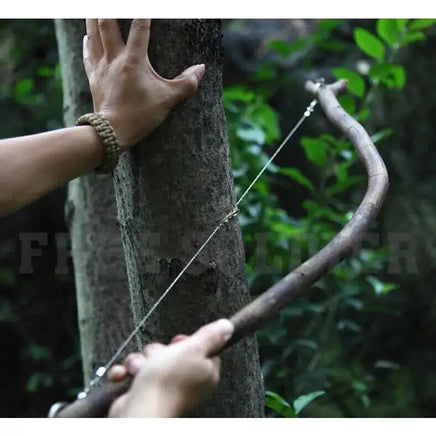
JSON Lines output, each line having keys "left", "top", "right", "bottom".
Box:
{"left": 0, "top": 19, "right": 435, "bottom": 417}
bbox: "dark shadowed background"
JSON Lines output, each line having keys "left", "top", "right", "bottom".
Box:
{"left": 0, "top": 19, "right": 435, "bottom": 417}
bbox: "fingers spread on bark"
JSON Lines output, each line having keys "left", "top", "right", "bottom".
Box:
{"left": 127, "top": 19, "right": 151, "bottom": 54}
{"left": 85, "top": 19, "right": 103, "bottom": 60}
{"left": 97, "top": 19, "right": 125, "bottom": 60}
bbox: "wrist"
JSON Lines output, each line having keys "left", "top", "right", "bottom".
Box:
{"left": 122, "top": 384, "right": 184, "bottom": 418}
{"left": 98, "top": 111, "right": 136, "bottom": 152}
{"left": 76, "top": 112, "right": 121, "bottom": 173}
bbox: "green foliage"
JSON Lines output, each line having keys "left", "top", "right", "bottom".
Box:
{"left": 376, "top": 19, "right": 401, "bottom": 48}
{"left": 408, "top": 19, "right": 436, "bottom": 31}
{"left": 280, "top": 167, "right": 314, "bottom": 192}
{"left": 354, "top": 28, "right": 385, "bottom": 62}
{"left": 265, "top": 390, "right": 325, "bottom": 417}
{"left": 293, "top": 391, "right": 326, "bottom": 415}
{"left": 267, "top": 20, "right": 346, "bottom": 59}
{"left": 369, "top": 63, "right": 405, "bottom": 89}
{"left": 225, "top": 18, "right": 436, "bottom": 417}
{"left": 26, "top": 372, "right": 53, "bottom": 392}
{"left": 0, "top": 19, "right": 81, "bottom": 417}
{"left": 300, "top": 137, "right": 327, "bottom": 167}
{"left": 265, "top": 391, "right": 297, "bottom": 417}
{"left": 332, "top": 67, "right": 365, "bottom": 98}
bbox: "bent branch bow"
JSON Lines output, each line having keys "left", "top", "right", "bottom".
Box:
{"left": 52, "top": 80, "right": 389, "bottom": 418}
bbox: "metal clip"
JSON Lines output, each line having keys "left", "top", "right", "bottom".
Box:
{"left": 221, "top": 208, "right": 239, "bottom": 225}
{"left": 47, "top": 401, "right": 69, "bottom": 418}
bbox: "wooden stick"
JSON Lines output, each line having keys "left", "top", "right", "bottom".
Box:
{"left": 53, "top": 80, "right": 389, "bottom": 418}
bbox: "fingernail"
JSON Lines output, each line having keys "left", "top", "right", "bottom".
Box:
{"left": 215, "top": 318, "right": 234, "bottom": 342}
{"left": 195, "top": 63, "right": 206, "bottom": 80}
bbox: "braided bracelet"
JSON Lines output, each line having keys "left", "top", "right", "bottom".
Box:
{"left": 76, "top": 112, "right": 121, "bottom": 174}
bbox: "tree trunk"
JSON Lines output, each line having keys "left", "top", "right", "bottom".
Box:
{"left": 114, "top": 19, "right": 264, "bottom": 417}
{"left": 54, "top": 19, "right": 135, "bottom": 386}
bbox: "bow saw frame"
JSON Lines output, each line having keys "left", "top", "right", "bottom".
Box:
{"left": 50, "top": 79, "right": 389, "bottom": 418}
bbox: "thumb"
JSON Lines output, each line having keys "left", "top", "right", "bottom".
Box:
{"left": 188, "top": 318, "right": 234, "bottom": 357}
{"left": 170, "top": 63, "right": 206, "bottom": 104}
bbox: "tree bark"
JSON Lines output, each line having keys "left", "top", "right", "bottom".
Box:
{"left": 114, "top": 19, "right": 264, "bottom": 417}
{"left": 54, "top": 19, "right": 135, "bottom": 386}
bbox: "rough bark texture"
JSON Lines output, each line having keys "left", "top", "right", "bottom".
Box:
{"left": 113, "top": 19, "right": 264, "bottom": 417}
{"left": 54, "top": 19, "right": 135, "bottom": 386}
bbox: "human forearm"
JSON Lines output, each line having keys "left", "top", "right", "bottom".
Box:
{"left": 0, "top": 19, "right": 204, "bottom": 218}
{"left": 0, "top": 126, "right": 102, "bottom": 216}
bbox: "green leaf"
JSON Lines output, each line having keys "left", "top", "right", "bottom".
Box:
{"left": 377, "top": 19, "right": 400, "bottom": 48}
{"left": 300, "top": 137, "right": 327, "bottom": 167}
{"left": 256, "top": 63, "right": 277, "bottom": 80}
{"left": 232, "top": 164, "right": 249, "bottom": 178}
{"left": 352, "top": 380, "right": 368, "bottom": 393}
{"left": 361, "top": 394, "right": 371, "bottom": 408}
{"left": 224, "top": 86, "right": 255, "bottom": 104}
{"left": 287, "top": 39, "right": 307, "bottom": 53}
{"left": 268, "top": 40, "right": 293, "bottom": 57}
{"left": 236, "top": 125, "right": 265, "bottom": 145}
{"left": 26, "top": 372, "right": 53, "bottom": 392}
{"left": 369, "top": 63, "right": 406, "bottom": 89}
{"left": 37, "top": 66, "right": 53, "bottom": 77}
{"left": 403, "top": 31, "right": 426, "bottom": 45}
{"left": 265, "top": 391, "right": 297, "bottom": 418}
{"left": 15, "top": 78, "right": 35, "bottom": 103}
{"left": 293, "top": 391, "right": 325, "bottom": 415}
{"left": 296, "top": 338, "right": 318, "bottom": 350}
{"left": 357, "top": 108, "right": 370, "bottom": 121}
{"left": 337, "top": 319, "right": 362, "bottom": 332}
{"left": 28, "top": 344, "right": 51, "bottom": 361}
{"left": 254, "top": 104, "right": 280, "bottom": 142}
{"left": 332, "top": 67, "right": 365, "bottom": 98}
{"left": 354, "top": 28, "right": 386, "bottom": 62}
{"left": 396, "top": 19, "right": 409, "bottom": 30}
{"left": 337, "top": 95, "right": 357, "bottom": 116}
{"left": 61, "top": 353, "right": 81, "bottom": 370}
{"left": 327, "top": 175, "right": 365, "bottom": 196}
{"left": 408, "top": 19, "right": 436, "bottom": 31}
{"left": 319, "top": 40, "right": 348, "bottom": 51}
{"left": 340, "top": 149, "right": 355, "bottom": 161}
{"left": 367, "top": 276, "right": 398, "bottom": 295}
{"left": 336, "top": 161, "right": 353, "bottom": 183}
{"left": 318, "top": 19, "right": 343, "bottom": 32}
{"left": 374, "top": 360, "right": 400, "bottom": 370}
{"left": 280, "top": 167, "right": 315, "bottom": 191}
{"left": 246, "top": 144, "right": 262, "bottom": 156}
{"left": 319, "top": 133, "right": 342, "bottom": 149}
{"left": 371, "top": 128, "right": 393, "bottom": 144}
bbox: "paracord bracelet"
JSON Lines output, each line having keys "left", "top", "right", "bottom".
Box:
{"left": 76, "top": 112, "right": 120, "bottom": 174}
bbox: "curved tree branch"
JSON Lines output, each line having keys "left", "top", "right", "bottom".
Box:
{"left": 52, "top": 79, "right": 389, "bottom": 418}
{"left": 228, "top": 79, "right": 389, "bottom": 344}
